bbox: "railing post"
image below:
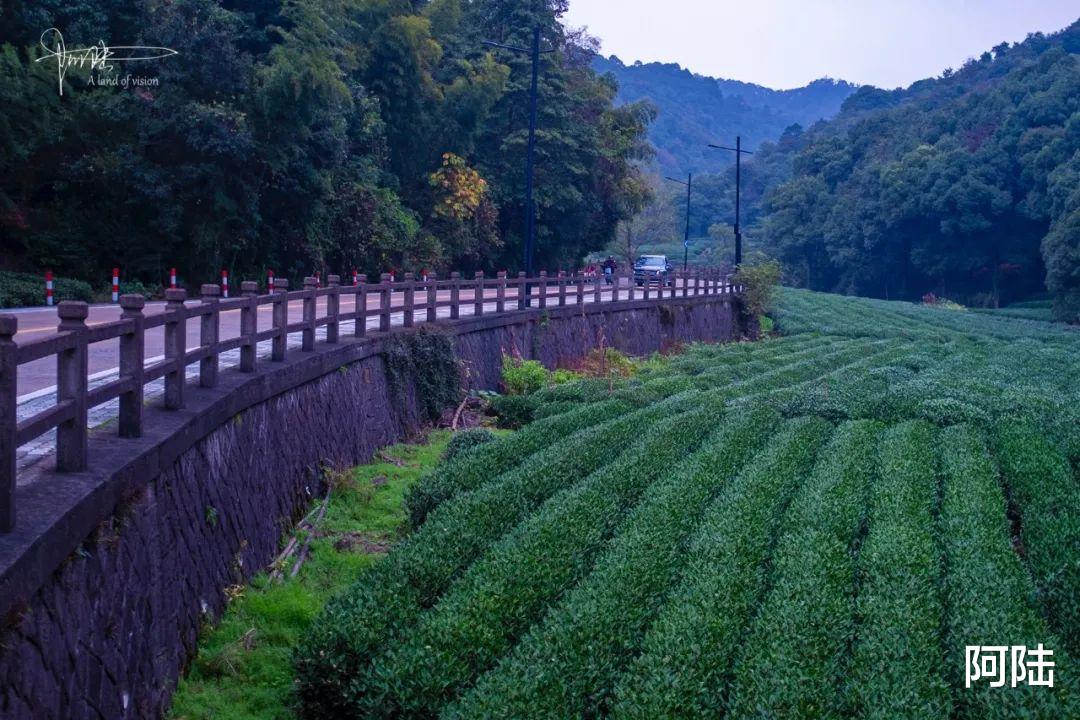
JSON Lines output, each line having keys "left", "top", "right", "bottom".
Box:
{"left": 403, "top": 272, "right": 416, "bottom": 328}
{"left": 118, "top": 295, "right": 145, "bottom": 438}
{"left": 272, "top": 279, "right": 289, "bottom": 361}
{"left": 627, "top": 271, "right": 636, "bottom": 301}
{"left": 497, "top": 271, "right": 507, "bottom": 313}
{"left": 303, "top": 277, "right": 317, "bottom": 350}
{"left": 379, "top": 273, "right": 392, "bottom": 331}
{"left": 612, "top": 271, "right": 621, "bottom": 303}
{"left": 558, "top": 271, "right": 567, "bottom": 306}
{"left": 473, "top": 271, "right": 485, "bottom": 317}
{"left": 164, "top": 289, "right": 187, "bottom": 409}
{"left": 576, "top": 272, "right": 585, "bottom": 305}
{"left": 240, "top": 281, "right": 259, "bottom": 371}
{"left": 593, "top": 271, "right": 602, "bottom": 304}
{"left": 450, "top": 272, "right": 461, "bottom": 320}
{"left": 517, "top": 272, "right": 527, "bottom": 310}
{"left": 56, "top": 301, "right": 88, "bottom": 472}
{"left": 0, "top": 315, "right": 17, "bottom": 532}
{"left": 538, "top": 271, "right": 548, "bottom": 310}
{"left": 643, "top": 273, "right": 651, "bottom": 301}
{"left": 355, "top": 274, "right": 368, "bottom": 337}
{"left": 426, "top": 272, "right": 438, "bottom": 323}
{"left": 682, "top": 270, "right": 689, "bottom": 298}
{"left": 199, "top": 284, "right": 220, "bottom": 387}
{"left": 326, "top": 275, "right": 341, "bottom": 343}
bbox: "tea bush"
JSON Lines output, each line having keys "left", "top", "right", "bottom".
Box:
{"left": 294, "top": 287, "right": 1080, "bottom": 719}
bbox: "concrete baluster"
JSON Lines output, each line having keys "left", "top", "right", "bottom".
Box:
{"left": 426, "top": 272, "right": 438, "bottom": 323}
{"left": 56, "top": 301, "right": 89, "bottom": 472}
{"left": 403, "top": 272, "right": 415, "bottom": 328}
{"left": 118, "top": 295, "right": 145, "bottom": 438}
{"left": 326, "top": 275, "right": 341, "bottom": 343}
{"left": 164, "top": 289, "right": 187, "bottom": 409}
{"left": 272, "top": 279, "right": 289, "bottom": 361}
{"left": 302, "top": 277, "right": 317, "bottom": 350}
{"left": 240, "top": 281, "right": 258, "bottom": 371}
{"left": 379, "top": 273, "right": 392, "bottom": 331}
{"left": 446, "top": 272, "right": 459, "bottom": 320}
{"left": 0, "top": 315, "right": 17, "bottom": 532}
{"left": 497, "top": 271, "right": 507, "bottom": 314}
{"left": 199, "top": 284, "right": 220, "bottom": 387}
{"left": 354, "top": 274, "right": 368, "bottom": 337}
{"left": 473, "top": 271, "right": 485, "bottom": 317}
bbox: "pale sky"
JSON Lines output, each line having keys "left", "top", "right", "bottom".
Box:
{"left": 563, "top": 1, "right": 1079, "bottom": 89}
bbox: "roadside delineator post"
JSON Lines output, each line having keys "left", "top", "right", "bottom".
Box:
{"left": 352, "top": 269, "right": 359, "bottom": 287}
{"left": 221, "top": 269, "right": 229, "bottom": 299}
{"left": 45, "top": 271, "right": 54, "bottom": 306}
{"left": 268, "top": 269, "right": 275, "bottom": 293}
{"left": 169, "top": 268, "right": 178, "bottom": 290}
{"left": 111, "top": 268, "right": 120, "bottom": 303}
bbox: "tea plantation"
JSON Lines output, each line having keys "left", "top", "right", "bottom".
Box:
{"left": 295, "top": 288, "right": 1080, "bottom": 719}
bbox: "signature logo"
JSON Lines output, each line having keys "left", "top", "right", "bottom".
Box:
{"left": 34, "top": 28, "right": 178, "bottom": 96}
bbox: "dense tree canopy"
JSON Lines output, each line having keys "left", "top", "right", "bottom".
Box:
{"left": 593, "top": 56, "right": 855, "bottom": 176}
{"left": 759, "top": 21, "right": 1080, "bottom": 320}
{"left": 0, "top": 0, "right": 653, "bottom": 287}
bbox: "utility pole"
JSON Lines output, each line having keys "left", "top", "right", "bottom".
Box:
{"left": 665, "top": 173, "right": 693, "bottom": 271}
{"left": 484, "top": 27, "right": 554, "bottom": 301}
{"left": 708, "top": 137, "right": 753, "bottom": 267}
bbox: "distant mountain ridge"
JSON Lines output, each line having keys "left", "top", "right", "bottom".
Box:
{"left": 593, "top": 55, "right": 858, "bottom": 175}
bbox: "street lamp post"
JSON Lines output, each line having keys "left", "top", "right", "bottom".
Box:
{"left": 484, "top": 28, "right": 554, "bottom": 299}
{"left": 665, "top": 173, "right": 693, "bottom": 271}
{"left": 708, "top": 136, "right": 753, "bottom": 267}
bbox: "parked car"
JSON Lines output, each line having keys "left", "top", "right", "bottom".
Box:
{"left": 634, "top": 255, "right": 674, "bottom": 286}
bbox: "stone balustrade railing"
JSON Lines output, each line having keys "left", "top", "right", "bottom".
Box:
{"left": 0, "top": 267, "right": 737, "bottom": 532}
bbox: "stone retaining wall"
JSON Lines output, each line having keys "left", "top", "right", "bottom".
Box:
{"left": 0, "top": 295, "right": 740, "bottom": 719}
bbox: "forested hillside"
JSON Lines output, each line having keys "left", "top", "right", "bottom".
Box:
{"left": 0, "top": 0, "right": 653, "bottom": 286}
{"left": 761, "top": 20, "right": 1080, "bottom": 320}
{"left": 593, "top": 55, "right": 856, "bottom": 176}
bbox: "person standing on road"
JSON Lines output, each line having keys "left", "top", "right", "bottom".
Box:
{"left": 602, "top": 256, "right": 617, "bottom": 284}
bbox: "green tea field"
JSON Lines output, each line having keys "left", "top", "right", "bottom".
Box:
{"left": 295, "top": 289, "right": 1080, "bottom": 719}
